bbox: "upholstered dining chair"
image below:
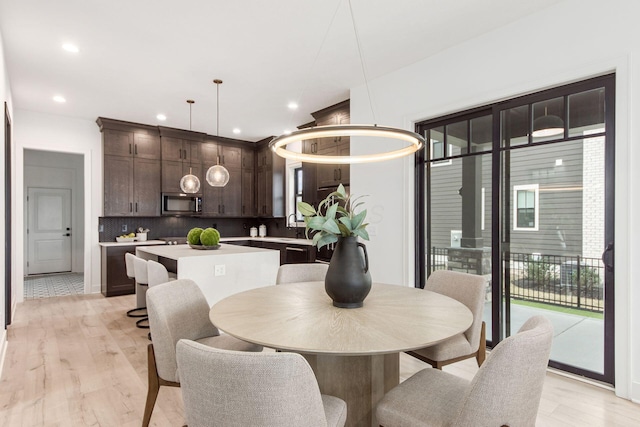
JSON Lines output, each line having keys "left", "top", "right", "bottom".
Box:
{"left": 406, "top": 270, "right": 487, "bottom": 369}
{"left": 275, "top": 262, "right": 329, "bottom": 284}
{"left": 125, "top": 253, "right": 146, "bottom": 319}
{"left": 176, "top": 339, "right": 347, "bottom": 427}
{"left": 376, "top": 315, "right": 553, "bottom": 427}
{"left": 142, "top": 279, "right": 263, "bottom": 427}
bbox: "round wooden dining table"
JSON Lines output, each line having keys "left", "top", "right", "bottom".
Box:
{"left": 209, "top": 281, "right": 472, "bottom": 427}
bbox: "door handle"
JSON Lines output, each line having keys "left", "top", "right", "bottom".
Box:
{"left": 63, "top": 233, "right": 71, "bottom": 237}
{"left": 602, "top": 241, "right": 614, "bottom": 271}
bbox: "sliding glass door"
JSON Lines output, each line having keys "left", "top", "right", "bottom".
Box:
{"left": 416, "top": 74, "right": 615, "bottom": 384}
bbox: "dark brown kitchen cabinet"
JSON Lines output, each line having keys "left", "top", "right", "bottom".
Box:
{"left": 202, "top": 139, "right": 242, "bottom": 168}
{"left": 248, "top": 240, "right": 316, "bottom": 264}
{"left": 104, "top": 156, "right": 161, "bottom": 216}
{"left": 161, "top": 136, "right": 201, "bottom": 162}
{"left": 256, "top": 139, "right": 284, "bottom": 218}
{"left": 202, "top": 166, "right": 241, "bottom": 216}
{"left": 242, "top": 148, "right": 255, "bottom": 217}
{"left": 162, "top": 161, "right": 202, "bottom": 194}
{"left": 220, "top": 145, "right": 242, "bottom": 168}
{"left": 316, "top": 142, "right": 350, "bottom": 188}
{"left": 98, "top": 118, "right": 161, "bottom": 216}
{"left": 101, "top": 245, "right": 135, "bottom": 296}
{"left": 159, "top": 127, "right": 205, "bottom": 193}
{"left": 311, "top": 100, "right": 350, "bottom": 189}
{"left": 102, "top": 128, "right": 161, "bottom": 160}
{"left": 242, "top": 147, "right": 255, "bottom": 170}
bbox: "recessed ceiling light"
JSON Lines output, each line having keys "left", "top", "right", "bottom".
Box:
{"left": 62, "top": 43, "right": 79, "bottom": 53}
{"left": 288, "top": 102, "right": 298, "bottom": 110}
{"left": 53, "top": 95, "right": 66, "bottom": 103}
{"left": 232, "top": 128, "right": 241, "bottom": 135}
{"left": 156, "top": 114, "right": 167, "bottom": 121}
{"left": 283, "top": 129, "right": 292, "bottom": 135}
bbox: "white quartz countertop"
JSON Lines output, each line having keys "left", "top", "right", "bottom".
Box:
{"left": 221, "top": 236, "right": 314, "bottom": 246}
{"left": 136, "top": 243, "right": 279, "bottom": 260}
{"left": 99, "top": 236, "right": 314, "bottom": 248}
{"left": 98, "top": 240, "right": 167, "bottom": 248}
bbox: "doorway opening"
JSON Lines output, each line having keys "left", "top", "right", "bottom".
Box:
{"left": 23, "top": 149, "right": 85, "bottom": 299}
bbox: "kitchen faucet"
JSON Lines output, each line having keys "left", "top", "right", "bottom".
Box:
{"left": 287, "top": 213, "right": 302, "bottom": 239}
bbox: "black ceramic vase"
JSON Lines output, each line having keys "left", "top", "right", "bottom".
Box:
{"left": 325, "top": 236, "right": 371, "bottom": 308}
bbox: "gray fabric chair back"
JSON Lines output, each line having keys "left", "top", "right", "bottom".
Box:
{"left": 176, "top": 339, "right": 331, "bottom": 427}
{"left": 276, "top": 263, "right": 329, "bottom": 284}
{"left": 455, "top": 315, "right": 553, "bottom": 426}
{"left": 133, "top": 255, "right": 148, "bottom": 285}
{"left": 146, "top": 279, "right": 219, "bottom": 383}
{"left": 147, "top": 259, "right": 170, "bottom": 287}
{"left": 426, "top": 270, "right": 486, "bottom": 350}
{"left": 125, "top": 252, "right": 136, "bottom": 279}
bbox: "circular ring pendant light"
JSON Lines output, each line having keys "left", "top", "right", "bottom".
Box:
{"left": 206, "top": 79, "right": 230, "bottom": 187}
{"left": 180, "top": 99, "right": 202, "bottom": 193}
{"left": 270, "top": 124, "right": 424, "bottom": 164}
{"left": 270, "top": 0, "right": 424, "bottom": 164}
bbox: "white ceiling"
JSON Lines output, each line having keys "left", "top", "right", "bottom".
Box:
{"left": 0, "top": 0, "right": 563, "bottom": 142}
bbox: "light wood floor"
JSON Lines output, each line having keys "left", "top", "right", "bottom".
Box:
{"left": 0, "top": 293, "right": 639, "bottom": 426}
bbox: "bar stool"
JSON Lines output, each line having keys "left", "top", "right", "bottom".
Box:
{"left": 136, "top": 260, "right": 178, "bottom": 331}
{"left": 125, "top": 253, "right": 147, "bottom": 319}
{"left": 147, "top": 260, "right": 177, "bottom": 287}
{"left": 133, "top": 256, "right": 150, "bottom": 329}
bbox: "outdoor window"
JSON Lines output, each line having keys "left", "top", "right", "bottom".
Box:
{"left": 293, "top": 166, "right": 304, "bottom": 221}
{"left": 513, "top": 184, "right": 539, "bottom": 231}
{"left": 430, "top": 138, "right": 452, "bottom": 166}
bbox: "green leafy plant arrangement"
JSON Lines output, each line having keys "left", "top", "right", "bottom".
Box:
{"left": 297, "top": 183, "right": 369, "bottom": 249}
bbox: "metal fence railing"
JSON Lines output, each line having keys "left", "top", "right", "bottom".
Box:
{"left": 429, "top": 248, "right": 604, "bottom": 313}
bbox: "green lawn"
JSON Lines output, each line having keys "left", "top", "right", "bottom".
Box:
{"left": 511, "top": 299, "right": 604, "bottom": 319}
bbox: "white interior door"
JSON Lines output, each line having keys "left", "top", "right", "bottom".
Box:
{"left": 27, "top": 187, "right": 72, "bottom": 275}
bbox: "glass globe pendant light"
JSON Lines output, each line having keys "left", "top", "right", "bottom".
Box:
{"left": 206, "top": 79, "right": 230, "bottom": 187}
{"left": 179, "top": 99, "right": 202, "bottom": 193}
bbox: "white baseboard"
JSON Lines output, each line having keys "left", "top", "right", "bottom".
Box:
{"left": 631, "top": 381, "right": 640, "bottom": 404}
{"left": 0, "top": 329, "right": 7, "bottom": 380}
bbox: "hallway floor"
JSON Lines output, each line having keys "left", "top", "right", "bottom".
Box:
{"left": 23, "top": 273, "right": 84, "bottom": 299}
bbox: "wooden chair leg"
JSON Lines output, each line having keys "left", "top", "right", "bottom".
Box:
{"left": 476, "top": 321, "right": 486, "bottom": 367}
{"left": 142, "top": 344, "right": 160, "bottom": 427}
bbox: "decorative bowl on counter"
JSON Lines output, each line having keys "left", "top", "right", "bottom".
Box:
{"left": 188, "top": 243, "right": 221, "bottom": 250}
{"left": 116, "top": 237, "right": 136, "bottom": 243}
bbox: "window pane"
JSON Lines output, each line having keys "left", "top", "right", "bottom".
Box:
{"left": 532, "top": 96, "right": 565, "bottom": 142}
{"left": 430, "top": 127, "right": 445, "bottom": 160}
{"left": 502, "top": 105, "right": 529, "bottom": 147}
{"left": 470, "top": 115, "right": 492, "bottom": 152}
{"left": 568, "top": 87, "right": 605, "bottom": 137}
{"left": 446, "top": 121, "right": 467, "bottom": 153}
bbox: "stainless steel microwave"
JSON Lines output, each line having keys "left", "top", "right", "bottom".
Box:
{"left": 161, "top": 193, "right": 202, "bottom": 216}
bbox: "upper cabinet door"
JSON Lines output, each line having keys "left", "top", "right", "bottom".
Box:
{"left": 133, "top": 133, "right": 161, "bottom": 160}
{"left": 185, "top": 140, "right": 201, "bottom": 163}
{"left": 103, "top": 129, "right": 134, "bottom": 157}
{"left": 220, "top": 145, "right": 242, "bottom": 168}
{"left": 161, "top": 137, "right": 185, "bottom": 161}
{"left": 201, "top": 142, "right": 219, "bottom": 164}
{"left": 242, "top": 148, "right": 255, "bottom": 169}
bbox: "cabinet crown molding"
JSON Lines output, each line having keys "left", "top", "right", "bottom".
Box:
{"left": 96, "top": 117, "right": 159, "bottom": 134}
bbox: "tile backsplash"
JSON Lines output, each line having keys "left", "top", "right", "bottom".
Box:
{"left": 98, "top": 216, "right": 293, "bottom": 242}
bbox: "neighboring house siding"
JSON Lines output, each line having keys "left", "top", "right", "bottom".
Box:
{"left": 429, "top": 140, "right": 585, "bottom": 257}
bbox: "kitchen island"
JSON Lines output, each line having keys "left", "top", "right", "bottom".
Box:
{"left": 136, "top": 243, "right": 280, "bottom": 305}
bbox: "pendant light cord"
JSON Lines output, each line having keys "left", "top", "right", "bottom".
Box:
{"left": 347, "top": 0, "right": 376, "bottom": 124}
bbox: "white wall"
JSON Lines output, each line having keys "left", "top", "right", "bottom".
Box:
{"left": 350, "top": 0, "right": 637, "bottom": 400}
{"left": 14, "top": 110, "right": 102, "bottom": 299}
{"left": 0, "top": 23, "right": 11, "bottom": 369}
{"left": 24, "top": 149, "right": 85, "bottom": 273}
